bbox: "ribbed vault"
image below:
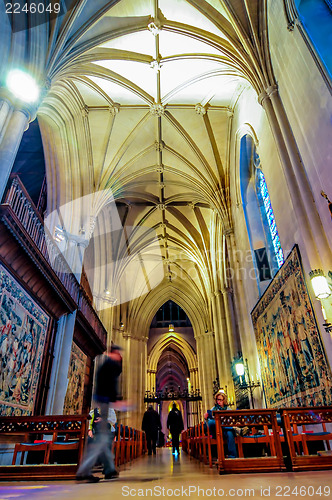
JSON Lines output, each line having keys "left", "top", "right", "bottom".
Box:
{"left": 1, "top": 0, "right": 280, "bottom": 422}
{"left": 25, "top": 0, "right": 277, "bottom": 353}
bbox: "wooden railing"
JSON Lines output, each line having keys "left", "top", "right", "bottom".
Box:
{"left": 3, "top": 176, "right": 80, "bottom": 303}
{"left": 78, "top": 288, "right": 108, "bottom": 346}
{"left": 2, "top": 176, "right": 107, "bottom": 348}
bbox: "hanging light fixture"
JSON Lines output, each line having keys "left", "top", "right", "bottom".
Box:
{"left": 309, "top": 269, "right": 331, "bottom": 300}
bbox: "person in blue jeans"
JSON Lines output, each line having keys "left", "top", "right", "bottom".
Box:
{"left": 204, "top": 390, "right": 249, "bottom": 458}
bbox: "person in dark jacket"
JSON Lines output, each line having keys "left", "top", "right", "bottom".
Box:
{"left": 167, "top": 403, "right": 184, "bottom": 454}
{"left": 142, "top": 405, "right": 161, "bottom": 455}
{"left": 76, "top": 345, "right": 123, "bottom": 483}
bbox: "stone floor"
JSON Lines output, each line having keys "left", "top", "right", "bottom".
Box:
{"left": 0, "top": 449, "right": 332, "bottom": 499}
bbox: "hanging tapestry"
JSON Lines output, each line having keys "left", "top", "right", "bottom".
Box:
{"left": 0, "top": 265, "right": 49, "bottom": 416}
{"left": 251, "top": 245, "right": 332, "bottom": 408}
{"left": 63, "top": 342, "right": 86, "bottom": 414}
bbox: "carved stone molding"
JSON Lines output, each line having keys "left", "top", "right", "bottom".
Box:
{"left": 195, "top": 103, "right": 207, "bottom": 115}
{"left": 150, "top": 103, "right": 165, "bottom": 116}
{"left": 109, "top": 104, "right": 120, "bottom": 116}
{"left": 148, "top": 20, "right": 161, "bottom": 36}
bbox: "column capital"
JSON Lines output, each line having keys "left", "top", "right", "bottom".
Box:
{"left": 0, "top": 87, "right": 39, "bottom": 122}
{"left": 258, "top": 84, "right": 279, "bottom": 106}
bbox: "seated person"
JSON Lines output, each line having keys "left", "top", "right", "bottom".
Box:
{"left": 204, "top": 390, "right": 249, "bottom": 458}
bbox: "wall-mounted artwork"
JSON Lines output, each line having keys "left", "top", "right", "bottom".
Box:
{"left": 251, "top": 245, "right": 332, "bottom": 408}
{"left": 63, "top": 342, "right": 87, "bottom": 415}
{"left": 0, "top": 265, "right": 49, "bottom": 415}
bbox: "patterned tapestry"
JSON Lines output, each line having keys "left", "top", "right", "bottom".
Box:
{"left": 251, "top": 245, "right": 332, "bottom": 408}
{"left": 0, "top": 265, "right": 49, "bottom": 416}
{"left": 63, "top": 342, "right": 87, "bottom": 414}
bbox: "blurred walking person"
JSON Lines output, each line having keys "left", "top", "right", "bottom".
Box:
{"left": 76, "top": 344, "right": 123, "bottom": 483}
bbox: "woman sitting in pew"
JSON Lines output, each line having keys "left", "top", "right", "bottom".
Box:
{"left": 204, "top": 390, "right": 249, "bottom": 458}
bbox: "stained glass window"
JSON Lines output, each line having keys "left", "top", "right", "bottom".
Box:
{"left": 257, "top": 169, "right": 284, "bottom": 268}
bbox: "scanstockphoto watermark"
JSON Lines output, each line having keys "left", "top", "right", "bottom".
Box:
{"left": 121, "top": 486, "right": 255, "bottom": 497}
{"left": 121, "top": 485, "right": 331, "bottom": 497}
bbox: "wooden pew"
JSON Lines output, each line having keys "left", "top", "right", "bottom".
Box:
{"left": 0, "top": 415, "right": 87, "bottom": 480}
{"left": 282, "top": 407, "right": 332, "bottom": 471}
{"left": 182, "top": 422, "right": 217, "bottom": 468}
{"left": 214, "top": 409, "right": 285, "bottom": 474}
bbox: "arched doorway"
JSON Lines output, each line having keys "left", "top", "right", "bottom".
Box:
{"left": 146, "top": 302, "right": 201, "bottom": 429}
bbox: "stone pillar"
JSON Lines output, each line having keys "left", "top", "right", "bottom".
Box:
{"left": 45, "top": 234, "right": 90, "bottom": 415}
{"left": 149, "top": 369, "right": 157, "bottom": 393}
{"left": 222, "top": 288, "right": 237, "bottom": 359}
{"left": 212, "top": 291, "right": 232, "bottom": 387}
{"left": 64, "top": 235, "right": 89, "bottom": 283}
{"left": 0, "top": 92, "right": 33, "bottom": 201}
{"left": 45, "top": 311, "right": 77, "bottom": 415}
{"left": 258, "top": 86, "right": 327, "bottom": 269}
{"left": 210, "top": 293, "right": 225, "bottom": 382}
{"left": 195, "top": 333, "right": 209, "bottom": 411}
{"left": 224, "top": 230, "right": 242, "bottom": 354}
{"left": 121, "top": 334, "right": 146, "bottom": 428}
{"left": 268, "top": 86, "right": 332, "bottom": 268}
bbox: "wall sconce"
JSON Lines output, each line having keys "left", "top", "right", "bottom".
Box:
{"left": 168, "top": 324, "right": 174, "bottom": 332}
{"left": 232, "top": 355, "right": 260, "bottom": 409}
{"left": 120, "top": 321, "right": 124, "bottom": 329}
{"left": 309, "top": 269, "right": 331, "bottom": 299}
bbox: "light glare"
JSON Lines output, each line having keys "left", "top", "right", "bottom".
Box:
{"left": 6, "top": 69, "right": 40, "bottom": 103}
{"left": 235, "top": 362, "right": 245, "bottom": 376}
{"left": 311, "top": 275, "right": 331, "bottom": 299}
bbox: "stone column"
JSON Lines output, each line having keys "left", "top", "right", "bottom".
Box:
{"left": 268, "top": 86, "right": 331, "bottom": 268}
{"left": 149, "top": 369, "right": 157, "bottom": 393}
{"left": 45, "top": 234, "right": 90, "bottom": 415}
{"left": 0, "top": 91, "right": 33, "bottom": 201}
{"left": 121, "top": 334, "right": 146, "bottom": 428}
{"left": 258, "top": 86, "right": 326, "bottom": 269}
{"left": 195, "top": 333, "right": 209, "bottom": 411}
{"left": 45, "top": 311, "right": 77, "bottom": 415}
{"left": 210, "top": 293, "right": 225, "bottom": 383}
{"left": 64, "top": 235, "right": 89, "bottom": 283}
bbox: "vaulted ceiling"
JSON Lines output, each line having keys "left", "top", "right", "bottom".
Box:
{"left": 8, "top": 0, "right": 273, "bottom": 334}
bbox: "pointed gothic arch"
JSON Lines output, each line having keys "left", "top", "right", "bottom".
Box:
{"left": 147, "top": 332, "right": 199, "bottom": 394}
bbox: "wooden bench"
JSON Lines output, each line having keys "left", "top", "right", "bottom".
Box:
{"left": 214, "top": 409, "right": 285, "bottom": 474}
{"left": 0, "top": 415, "right": 87, "bottom": 480}
{"left": 282, "top": 407, "right": 332, "bottom": 471}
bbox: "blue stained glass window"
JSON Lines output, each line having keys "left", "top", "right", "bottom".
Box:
{"left": 257, "top": 169, "right": 284, "bottom": 268}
